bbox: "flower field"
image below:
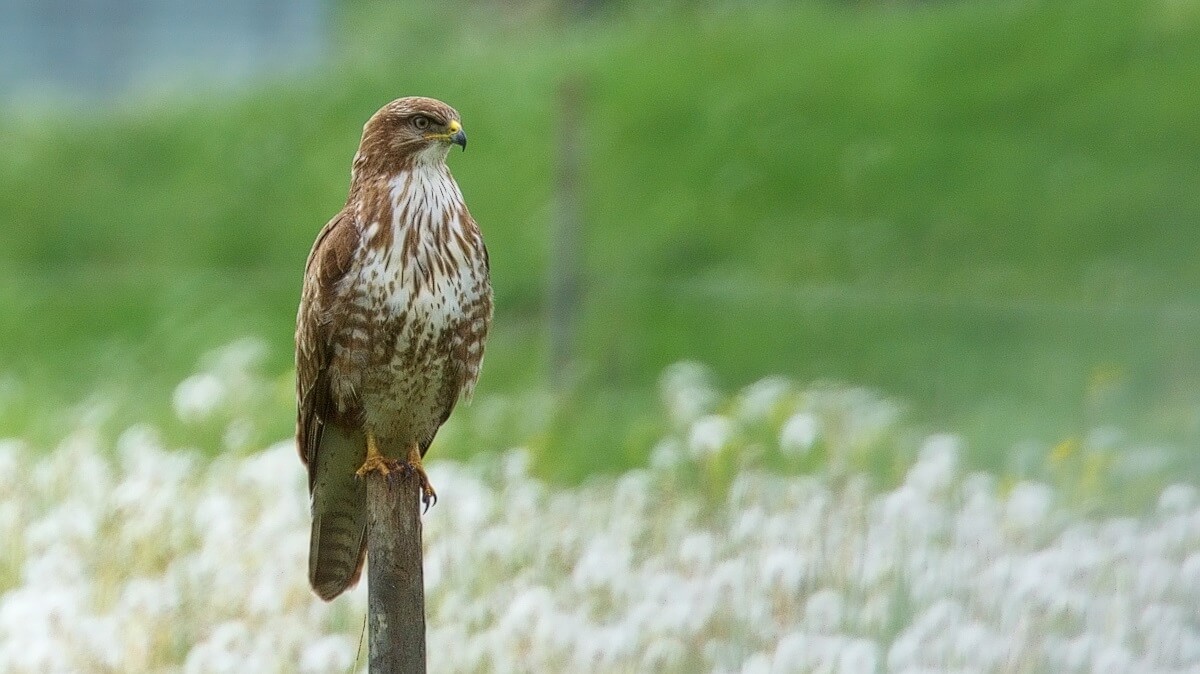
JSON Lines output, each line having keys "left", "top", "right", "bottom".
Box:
{"left": 1, "top": 361, "right": 1199, "bottom": 672}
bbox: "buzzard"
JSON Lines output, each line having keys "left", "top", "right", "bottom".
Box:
{"left": 296, "top": 97, "right": 492, "bottom": 601}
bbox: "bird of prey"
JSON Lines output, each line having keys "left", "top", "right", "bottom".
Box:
{"left": 295, "top": 97, "right": 492, "bottom": 601}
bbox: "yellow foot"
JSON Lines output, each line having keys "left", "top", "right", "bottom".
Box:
{"left": 402, "top": 463, "right": 438, "bottom": 513}
{"left": 355, "top": 434, "right": 393, "bottom": 478}
{"left": 355, "top": 453, "right": 394, "bottom": 479}
{"left": 355, "top": 437, "right": 437, "bottom": 513}
{"left": 402, "top": 443, "right": 437, "bottom": 513}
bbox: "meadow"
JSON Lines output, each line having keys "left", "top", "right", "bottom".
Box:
{"left": 2, "top": 1, "right": 1200, "bottom": 667}
{"left": 2, "top": 0, "right": 1200, "bottom": 481}
{"left": 2, "top": 353, "right": 1199, "bottom": 672}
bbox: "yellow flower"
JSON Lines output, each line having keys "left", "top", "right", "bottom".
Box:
{"left": 1049, "top": 437, "right": 1080, "bottom": 465}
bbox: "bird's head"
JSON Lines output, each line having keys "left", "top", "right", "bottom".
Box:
{"left": 356, "top": 96, "right": 467, "bottom": 172}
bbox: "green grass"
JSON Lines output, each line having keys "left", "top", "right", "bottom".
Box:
{"left": 2, "top": 0, "right": 1200, "bottom": 480}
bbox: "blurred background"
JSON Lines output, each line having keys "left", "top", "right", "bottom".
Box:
{"left": 1, "top": 0, "right": 1199, "bottom": 488}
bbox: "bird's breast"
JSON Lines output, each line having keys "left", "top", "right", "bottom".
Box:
{"left": 346, "top": 166, "right": 488, "bottom": 352}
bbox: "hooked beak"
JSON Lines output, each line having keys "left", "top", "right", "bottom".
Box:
{"left": 447, "top": 120, "right": 467, "bottom": 151}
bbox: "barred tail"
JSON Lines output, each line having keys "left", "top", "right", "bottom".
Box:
{"left": 308, "top": 425, "right": 368, "bottom": 601}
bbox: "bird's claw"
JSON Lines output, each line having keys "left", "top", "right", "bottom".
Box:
{"left": 355, "top": 453, "right": 397, "bottom": 479}
{"left": 403, "top": 461, "right": 437, "bottom": 513}
{"left": 381, "top": 460, "right": 437, "bottom": 513}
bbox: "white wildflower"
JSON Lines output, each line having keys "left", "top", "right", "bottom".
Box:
{"left": 1134, "top": 556, "right": 1175, "bottom": 602}
{"left": 773, "top": 632, "right": 812, "bottom": 672}
{"left": 804, "top": 589, "right": 844, "bottom": 634}
{"left": 737, "top": 376, "right": 792, "bottom": 422}
{"left": 1180, "top": 553, "right": 1200, "bottom": 595}
{"left": 641, "top": 637, "right": 687, "bottom": 671}
{"left": 1092, "top": 643, "right": 1134, "bottom": 674}
{"left": 760, "top": 546, "right": 808, "bottom": 595}
{"left": 649, "top": 438, "right": 683, "bottom": 470}
{"left": 1005, "top": 481, "right": 1054, "bottom": 532}
{"left": 660, "top": 361, "right": 718, "bottom": 426}
{"left": 688, "top": 414, "right": 734, "bottom": 459}
{"left": 208, "top": 337, "right": 268, "bottom": 374}
{"left": 173, "top": 373, "right": 227, "bottom": 423}
{"left": 299, "top": 634, "right": 357, "bottom": 674}
{"left": 183, "top": 620, "right": 252, "bottom": 674}
{"left": 740, "top": 651, "right": 772, "bottom": 674}
{"left": 779, "top": 412, "right": 819, "bottom": 457}
{"left": 572, "top": 535, "right": 631, "bottom": 592}
{"left": 855, "top": 592, "right": 892, "bottom": 634}
{"left": 678, "top": 531, "right": 717, "bottom": 569}
{"left": 1158, "top": 483, "right": 1198, "bottom": 515}
{"left": 222, "top": 417, "right": 254, "bottom": 451}
{"left": 905, "top": 434, "right": 961, "bottom": 495}
{"left": 501, "top": 448, "right": 531, "bottom": 482}
{"left": 838, "top": 638, "right": 879, "bottom": 674}
{"left": 2, "top": 358, "right": 1199, "bottom": 672}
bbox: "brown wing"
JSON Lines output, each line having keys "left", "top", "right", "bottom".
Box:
{"left": 458, "top": 236, "right": 492, "bottom": 402}
{"left": 296, "top": 208, "right": 359, "bottom": 489}
{"left": 298, "top": 208, "right": 374, "bottom": 600}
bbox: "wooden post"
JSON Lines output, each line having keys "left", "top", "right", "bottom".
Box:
{"left": 548, "top": 75, "right": 585, "bottom": 387}
{"left": 366, "top": 472, "right": 426, "bottom": 673}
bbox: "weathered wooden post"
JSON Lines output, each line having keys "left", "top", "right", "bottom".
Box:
{"left": 365, "top": 472, "right": 426, "bottom": 673}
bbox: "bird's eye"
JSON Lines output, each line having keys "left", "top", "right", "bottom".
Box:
{"left": 412, "top": 116, "right": 431, "bottom": 130}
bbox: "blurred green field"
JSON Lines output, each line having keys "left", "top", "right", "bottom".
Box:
{"left": 2, "top": 0, "right": 1199, "bottom": 480}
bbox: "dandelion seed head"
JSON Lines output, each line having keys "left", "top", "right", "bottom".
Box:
{"left": 804, "top": 588, "right": 844, "bottom": 633}
{"left": 183, "top": 620, "right": 252, "bottom": 674}
{"left": 660, "top": 361, "right": 718, "bottom": 427}
{"left": 299, "top": 634, "right": 356, "bottom": 674}
{"left": 855, "top": 592, "right": 892, "bottom": 634}
{"left": 838, "top": 638, "right": 879, "bottom": 674}
{"left": 222, "top": 417, "right": 255, "bottom": 451}
{"left": 679, "top": 531, "right": 717, "bottom": 569}
{"left": 501, "top": 447, "right": 531, "bottom": 482}
{"left": 878, "top": 485, "right": 944, "bottom": 540}
{"left": 905, "top": 434, "right": 961, "bottom": 495}
{"left": 1158, "top": 483, "right": 1198, "bottom": 515}
{"left": 1005, "top": 481, "right": 1054, "bottom": 531}
{"left": 1178, "top": 552, "right": 1200, "bottom": 596}
{"left": 3, "top": 356, "right": 1200, "bottom": 672}
{"left": 22, "top": 545, "right": 88, "bottom": 589}
{"left": 760, "top": 547, "right": 808, "bottom": 595}
{"left": 779, "top": 412, "right": 819, "bottom": 457}
{"left": 773, "top": 632, "right": 812, "bottom": 672}
{"left": 1134, "top": 556, "right": 1175, "bottom": 602}
{"left": 75, "top": 614, "right": 124, "bottom": 670}
{"left": 737, "top": 376, "right": 792, "bottom": 422}
{"left": 739, "top": 651, "right": 771, "bottom": 674}
{"left": 173, "top": 373, "right": 227, "bottom": 423}
{"left": 1092, "top": 643, "right": 1133, "bottom": 674}
{"left": 572, "top": 536, "right": 632, "bottom": 592}
{"left": 729, "top": 507, "right": 767, "bottom": 547}
{"left": 208, "top": 337, "right": 268, "bottom": 374}
{"left": 24, "top": 498, "right": 99, "bottom": 555}
{"left": 688, "top": 414, "right": 734, "bottom": 460}
{"left": 649, "top": 438, "right": 683, "bottom": 470}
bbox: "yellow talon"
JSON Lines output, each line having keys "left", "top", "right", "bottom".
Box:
{"left": 355, "top": 434, "right": 391, "bottom": 478}
{"left": 406, "top": 443, "right": 438, "bottom": 512}
{"left": 355, "top": 437, "right": 437, "bottom": 511}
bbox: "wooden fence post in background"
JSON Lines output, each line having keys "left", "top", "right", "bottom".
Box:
{"left": 366, "top": 472, "right": 426, "bottom": 673}
{"left": 548, "top": 75, "right": 585, "bottom": 388}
